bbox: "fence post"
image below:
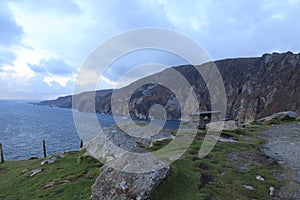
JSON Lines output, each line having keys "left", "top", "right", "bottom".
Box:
{"left": 0, "top": 143, "right": 4, "bottom": 164}
{"left": 80, "top": 139, "right": 83, "bottom": 149}
{"left": 43, "top": 140, "right": 47, "bottom": 158}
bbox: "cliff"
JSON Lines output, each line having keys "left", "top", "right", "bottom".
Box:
{"left": 36, "top": 52, "right": 300, "bottom": 123}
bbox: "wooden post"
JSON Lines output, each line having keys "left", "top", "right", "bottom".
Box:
{"left": 0, "top": 143, "right": 4, "bottom": 164}
{"left": 43, "top": 140, "right": 47, "bottom": 158}
{"left": 80, "top": 139, "right": 83, "bottom": 148}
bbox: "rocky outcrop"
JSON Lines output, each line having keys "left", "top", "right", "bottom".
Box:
{"left": 92, "top": 165, "right": 170, "bottom": 200}
{"left": 85, "top": 125, "right": 172, "bottom": 199}
{"left": 35, "top": 52, "right": 300, "bottom": 123}
{"left": 84, "top": 124, "right": 175, "bottom": 162}
{"left": 257, "top": 111, "right": 298, "bottom": 122}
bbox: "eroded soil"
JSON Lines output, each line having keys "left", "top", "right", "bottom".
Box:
{"left": 260, "top": 122, "right": 300, "bottom": 199}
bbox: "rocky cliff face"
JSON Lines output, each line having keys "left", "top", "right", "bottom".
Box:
{"left": 36, "top": 52, "right": 300, "bottom": 123}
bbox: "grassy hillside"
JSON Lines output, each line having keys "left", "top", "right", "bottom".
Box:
{"left": 0, "top": 150, "right": 103, "bottom": 200}
{"left": 149, "top": 123, "right": 283, "bottom": 200}
{"left": 0, "top": 121, "right": 291, "bottom": 199}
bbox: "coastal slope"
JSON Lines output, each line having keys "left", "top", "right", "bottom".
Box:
{"left": 36, "top": 52, "right": 300, "bottom": 123}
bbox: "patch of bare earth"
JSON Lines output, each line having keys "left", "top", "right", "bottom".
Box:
{"left": 259, "top": 123, "right": 300, "bottom": 199}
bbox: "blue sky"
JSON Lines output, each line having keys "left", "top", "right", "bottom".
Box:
{"left": 1, "top": 0, "right": 300, "bottom": 100}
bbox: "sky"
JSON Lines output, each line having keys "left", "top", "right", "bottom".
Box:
{"left": 1, "top": 0, "right": 300, "bottom": 100}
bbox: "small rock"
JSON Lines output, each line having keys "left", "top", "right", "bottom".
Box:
{"left": 119, "top": 180, "right": 127, "bottom": 190}
{"left": 44, "top": 181, "right": 56, "bottom": 189}
{"left": 48, "top": 156, "right": 57, "bottom": 163}
{"left": 269, "top": 186, "right": 275, "bottom": 196}
{"left": 22, "top": 169, "right": 28, "bottom": 174}
{"left": 60, "top": 179, "right": 70, "bottom": 184}
{"left": 256, "top": 175, "right": 265, "bottom": 181}
{"left": 243, "top": 185, "right": 254, "bottom": 190}
{"left": 40, "top": 160, "right": 48, "bottom": 165}
{"left": 110, "top": 189, "right": 116, "bottom": 195}
{"left": 218, "top": 137, "right": 238, "bottom": 143}
{"left": 30, "top": 169, "right": 42, "bottom": 177}
{"left": 41, "top": 156, "right": 57, "bottom": 166}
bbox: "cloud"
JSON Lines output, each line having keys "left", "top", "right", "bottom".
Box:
{"left": 28, "top": 58, "right": 75, "bottom": 75}
{"left": 104, "top": 49, "right": 187, "bottom": 82}
{"left": 0, "top": 1, "right": 23, "bottom": 46}
{"left": 0, "top": 1, "right": 23, "bottom": 68}
{"left": 157, "top": 0, "right": 300, "bottom": 59}
{"left": 1, "top": 0, "right": 300, "bottom": 99}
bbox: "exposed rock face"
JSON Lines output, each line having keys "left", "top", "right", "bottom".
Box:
{"left": 84, "top": 127, "right": 140, "bottom": 162}
{"left": 35, "top": 52, "right": 300, "bottom": 123}
{"left": 84, "top": 125, "right": 175, "bottom": 162}
{"left": 85, "top": 125, "right": 171, "bottom": 200}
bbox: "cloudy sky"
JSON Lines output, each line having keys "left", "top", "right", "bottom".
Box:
{"left": 1, "top": 0, "right": 300, "bottom": 100}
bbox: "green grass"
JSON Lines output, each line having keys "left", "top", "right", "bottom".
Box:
{"left": 0, "top": 150, "right": 103, "bottom": 200}
{"left": 0, "top": 121, "right": 289, "bottom": 199}
{"left": 150, "top": 124, "right": 283, "bottom": 200}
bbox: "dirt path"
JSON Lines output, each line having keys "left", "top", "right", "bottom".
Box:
{"left": 259, "top": 122, "right": 300, "bottom": 199}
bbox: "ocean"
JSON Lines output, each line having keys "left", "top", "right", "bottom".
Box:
{"left": 0, "top": 100, "right": 180, "bottom": 160}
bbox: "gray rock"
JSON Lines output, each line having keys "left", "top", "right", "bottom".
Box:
{"left": 85, "top": 125, "right": 173, "bottom": 199}
{"left": 272, "top": 111, "right": 298, "bottom": 120}
{"left": 269, "top": 186, "right": 275, "bottom": 196}
{"left": 92, "top": 165, "right": 170, "bottom": 200}
{"left": 44, "top": 181, "right": 56, "bottom": 189}
{"left": 243, "top": 185, "right": 254, "bottom": 190}
{"left": 41, "top": 156, "right": 57, "bottom": 166}
{"left": 30, "top": 169, "right": 42, "bottom": 177}
{"left": 85, "top": 125, "right": 176, "bottom": 162}
{"left": 218, "top": 136, "right": 238, "bottom": 143}
{"left": 84, "top": 127, "right": 139, "bottom": 163}
{"left": 258, "top": 111, "right": 298, "bottom": 122}
{"left": 256, "top": 175, "right": 265, "bottom": 181}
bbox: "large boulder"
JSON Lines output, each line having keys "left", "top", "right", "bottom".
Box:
{"left": 85, "top": 125, "right": 173, "bottom": 199}
{"left": 257, "top": 111, "right": 298, "bottom": 122}
{"left": 84, "top": 124, "right": 175, "bottom": 161}
{"left": 84, "top": 127, "right": 139, "bottom": 162}
{"left": 92, "top": 165, "right": 170, "bottom": 200}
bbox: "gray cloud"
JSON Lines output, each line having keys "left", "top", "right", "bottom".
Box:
{"left": 2, "top": 0, "right": 300, "bottom": 100}
{"left": 0, "top": 1, "right": 23, "bottom": 68}
{"left": 28, "top": 58, "right": 75, "bottom": 75}
{"left": 104, "top": 49, "right": 187, "bottom": 82}
{"left": 174, "top": 0, "right": 300, "bottom": 59}
{"left": 0, "top": 1, "right": 23, "bottom": 46}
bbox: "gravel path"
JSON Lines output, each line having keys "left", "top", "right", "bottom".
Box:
{"left": 259, "top": 122, "right": 300, "bottom": 199}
